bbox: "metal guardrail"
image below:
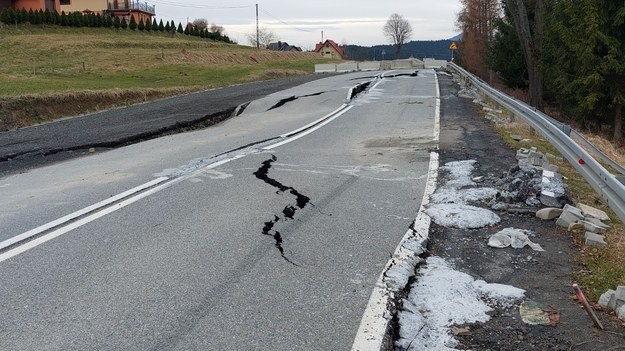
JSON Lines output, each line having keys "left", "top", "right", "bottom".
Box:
{"left": 448, "top": 62, "right": 625, "bottom": 223}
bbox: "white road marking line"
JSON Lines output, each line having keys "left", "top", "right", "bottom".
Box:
{"left": 434, "top": 72, "right": 441, "bottom": 142}
{"left": 0, "top": 177, "right": 170, "bottom": 252}
{"left": 1, "top": 88, "right": 361, "bottom": 262}
{"left": 263, "top": 105, "right": 354, "bottom": 150}
{"left": 351, "top": 152, "right": 439, "bottom": 351}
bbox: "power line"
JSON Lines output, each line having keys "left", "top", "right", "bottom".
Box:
{"left": 258, "top": 8, "right": 313, "bottom": 32}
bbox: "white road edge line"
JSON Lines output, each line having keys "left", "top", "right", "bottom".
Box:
{"left": 351, "top": 71, "right": 442, "bottom": 351}
{"left": 434, "top": 72, "right": 441, "bottom": 142}
{"left": 351, "top": 152, "right": 439, "bottom": 351}
{"left": 1, "top": 86, "right": 362, "bottom": 262}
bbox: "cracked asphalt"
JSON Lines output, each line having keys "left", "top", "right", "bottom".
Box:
{"left": 0, "top": 75, "right": 327, "bottom": 177}
{"left": 0, "top": 70, "right": 436, "bottom": 350}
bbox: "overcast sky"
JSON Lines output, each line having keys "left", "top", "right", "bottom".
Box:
{"left": 146, "top": 0, "right": 462, "bottom": 50}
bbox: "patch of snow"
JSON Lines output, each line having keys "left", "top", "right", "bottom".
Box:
{"left": 425, "top": 203, "right": 500, "bottom": 229}
{"left": 440, "top": 160, "right": 477, "bottom": 188}
{"left": 396, "top": 257, "right": 525, "bottom": 350}
{"left": 425, "top": 160, "right": 501, "bottom": 229}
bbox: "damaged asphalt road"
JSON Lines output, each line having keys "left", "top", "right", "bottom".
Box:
{"left": 254, "top": 154, "right": 311, "bottom": 265}
{"left": 0, "top": 70, "right": 437, "bottom": 350}
{"left": 0, "top": 75, "right": 326, "bottom": 177}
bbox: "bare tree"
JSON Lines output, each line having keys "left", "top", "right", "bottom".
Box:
{"left": 192, "top": 18, "right": 208, "bottom": 31}
{"left": 247, "top": 26, "right": 277, "bottom": 49}
{"left": 209, "top": 23, "right": 224, "bottom": 36}
{"left": 383, "top": 13, "right": 413, "bottom": 59}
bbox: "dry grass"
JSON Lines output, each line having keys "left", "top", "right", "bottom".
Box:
{"left": 0, "top": 25, "right": 333, "bottom": 130}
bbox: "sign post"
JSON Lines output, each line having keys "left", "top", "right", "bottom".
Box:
{"left": 449, "top": 42, "right": 458, "bottom": 62}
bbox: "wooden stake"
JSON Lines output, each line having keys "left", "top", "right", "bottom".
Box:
{"left": 573, "top": 284, "right": 604, "bottom": 330}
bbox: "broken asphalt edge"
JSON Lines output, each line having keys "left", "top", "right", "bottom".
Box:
{"left": 351, "top": 151, "right": 439, "bottom": 351}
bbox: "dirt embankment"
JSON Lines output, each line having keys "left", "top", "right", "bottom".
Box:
{"left": 0, "top": 88, "right": 199, "bottom": 131}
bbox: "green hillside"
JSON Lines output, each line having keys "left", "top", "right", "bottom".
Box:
{"left": 0, "top": 25, "right": 331, "bottom": 129}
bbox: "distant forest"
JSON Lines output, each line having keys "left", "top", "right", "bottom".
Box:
{"left": 344, "top": 40, "right": 456, "bottom": 61}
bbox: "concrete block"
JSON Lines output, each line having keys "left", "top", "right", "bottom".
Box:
{"left": 555, "top": 210, "right": 580, "bottom": 228}
{"left": 618, "top": 305, "right": 625, "bottom": 321}
{"left": 584, "top": 232, "right": 607, "bottom": 248}
{"left": 544, "top": 164, "right": 559, "bottom": 172}
{"left": 582, "top": 220, "right": 607, "bottom": 234}
{"left": 511, "top": 135, "right": 524, "bottom": 141}
{"left": 598, "top": 289, "right": 616, "bottom": 309}
{"left": 516, "top": 148, "right": 530, "bottom": 160}
{"left": 616, "top": 286, "right": 625, "bottom": 303}
{"left": 541, "top": 190, "right": 564, "bottom": 208}
{"left": 336, "top": 63, "right": 358, "bottom": 72}
{"left": 563, "top": 204, "right": 584, "bottom": 220}
{"left": 314, "top": 64, "right": 336, "bottom": 73}
{"left": 578, "top": 203, "right": 610, "bottom": 222}
{"left": 358, "top": 61, "right": 380, "bottom": 71}
{"left": 585, "top": 217, "right": 610, "bottom": 229}
{"left": 536, "top": 208, "right": 563, "bottom": 220}
{"left": 530, "top": 147, "right": 538, "bottom": 153}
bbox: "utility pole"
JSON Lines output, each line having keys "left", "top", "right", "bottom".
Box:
{"left": 256, "top": 4, "right": 259, "bottom": 49}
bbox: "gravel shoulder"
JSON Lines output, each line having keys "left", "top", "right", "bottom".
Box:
{"left": 429, "top": 73, "right": 625, "bottom": 350}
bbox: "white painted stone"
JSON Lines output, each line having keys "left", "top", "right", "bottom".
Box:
{"left": 563, "top": 204, "right": 584, "bottom": 219}
{"left": 555, "top": 211, "right": 579, "bottom": 228}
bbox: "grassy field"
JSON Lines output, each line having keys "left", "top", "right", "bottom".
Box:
{"left": 0, "top": 24, "right": 333, "bottom": 130}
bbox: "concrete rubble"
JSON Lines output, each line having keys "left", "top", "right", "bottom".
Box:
{"left": 543, "top": 203, "right": 612, "bottom": 248}
{"left": 598, "top": 286, "right": 625, "bottom": 321}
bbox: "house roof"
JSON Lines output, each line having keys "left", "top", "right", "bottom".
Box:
{"left": 315, "top": 40, "right": 346, "bottom": 59}
{"left": 267, "top": 41, "right": 302, "bottom": 52}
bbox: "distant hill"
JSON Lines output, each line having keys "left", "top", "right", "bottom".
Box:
{"left": 344, "top": 36, "right": 461, "bottom": 61}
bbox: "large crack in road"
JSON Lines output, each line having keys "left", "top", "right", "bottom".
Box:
{"left": 253, "top": 155, "right": 311, "bottom": 265}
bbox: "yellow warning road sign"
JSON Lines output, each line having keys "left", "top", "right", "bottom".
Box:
{"left": 449, "top": 42, "right": 458, "bottom": 50}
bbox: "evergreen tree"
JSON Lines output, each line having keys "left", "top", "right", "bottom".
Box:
{"left": 43, "top": 9, "right": 52, "bottom": 24}
{"left": 184, "top": 25, "right": 190, "bottom": 35}
{"left": 113, "top": 16, "right": 121, "bottom": 29}
{"left": 488, "top": 15, "right": 527, "bottom": 88}
{"left": 145, "top": 18, "right": 152, "bottom": 31}
{"left": 0, "top": 8, "right": 12, "bottom": 24}
{"left": 27, "top": 9, "right": 35, "bottom": 23}
{"left": 138, "top": 18, "right": 145, "bottom": 31}
{"left": 95, "top": 14, "right": 103, "bottom": 27}
{"left": 17, "top": 8, "right": 27, "bottom": 23}
{"left": 152, "top": 18, "right": 157, "bottom": 29}
{"left": 158, "top": 19, "right": 165, "bottom": 31}
{"left": 164, "top": 21, "right": 171, "bottom": 31}
{"left": 73, "top": 12, "right": 83, "bottom": 27}
{"left": 106, "top": 15, "right": 113, "bottom": 28}
{"left": 129, "top": 15, "right": 137, "bottom": 30}
{"left": 53, "top": 11, "right": 60, "bottom": 25}
{"left": 121, "top": 17, "right": 128, "bottom": 29}
{"left": 60, "top": 11, "right": 68, "bottom": 26}
{"left": 177, "top": 23, "right": 184, "bottom": 33}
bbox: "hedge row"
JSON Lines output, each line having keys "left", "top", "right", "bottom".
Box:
{"left": 0, "top": 8, "right": 233, "bottom": 43}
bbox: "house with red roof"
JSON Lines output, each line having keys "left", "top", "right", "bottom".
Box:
{"left": 0, "top": 0, "right": 60, "bottom": 13}
{"left": 315, "top": 39, "right": 346, "bottom": 60}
